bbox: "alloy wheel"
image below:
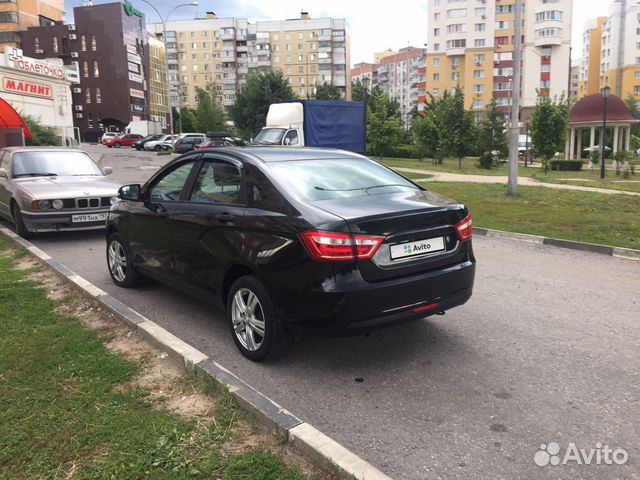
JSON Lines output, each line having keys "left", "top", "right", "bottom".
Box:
{"left": 108, "top": 240, "right": 127, "bottom": 282}
{"left": 231, "top": 288, "right": 266, "bottom": 351}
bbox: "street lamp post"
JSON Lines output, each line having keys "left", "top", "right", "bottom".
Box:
{"left": 139, "top": 0, "right": 199, "bottom": 148}
{"left": 600, "top": 85, "right": 611, "bottom": 180}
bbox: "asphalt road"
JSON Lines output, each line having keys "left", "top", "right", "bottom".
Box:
{"left": 11, "top": 146, "right": 640, "bottom": 479}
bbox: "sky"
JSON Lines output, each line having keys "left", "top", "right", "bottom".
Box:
{"left": 65, "top": 0, "right": 611, "bottom": 65}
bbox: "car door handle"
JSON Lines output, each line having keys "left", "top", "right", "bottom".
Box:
{"left": 215, "top": 213, "right": 234, "bottom": 222}
{"left": 156, "top": 205, "right": 169, "bottom": 218}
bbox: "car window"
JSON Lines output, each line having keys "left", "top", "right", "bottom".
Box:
{"left": 0, "top": 151, "right": 8, "bottom": 170}
{"left": 190, "top": 160, "right": 242, "bottom": 204}
{"left": 284, "top": 130, "right": 299, "bottom": 146}
{"left": 148, "top": 161, "right": 196, "bottom": 201}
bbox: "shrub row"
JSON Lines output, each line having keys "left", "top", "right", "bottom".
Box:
{"left": 550, "top": 160, "right": 584, "bottom": 171}
{"left": 378, "top": 144, "right": 428, "bottom": 159}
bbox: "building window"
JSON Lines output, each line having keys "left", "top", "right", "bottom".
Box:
{"left": 52, "top": 37, "right": 58, "bottom": 53}
{"left": 474, "top": 54, "right": 485, "bottom": 65}
{"left": 298, "top": 66, "right": 304, "bottom": 73}
{"left": 536, "top": 28, "right": 561, "bottom": 39}
{"left": 535, "top": 10, "right": 562, "bottom": 22}
{"left": 81, "top": 34, "right": 86, "bottom": 51}
{"left": 192, "top": 53, "right": 198, "bottom": 60}
{"left": 433, "top": 88, "right": 440, "bottom": 96}
{"left": 91, "top": 35, "right": 96, "bottom": 51}
{"left": 433, "top": 57, "right": 440, "bottom": 67}
{"left": 495, "top": 36, "right": 509, "bottom": 46}
{"left": 474, "top": 39, "right": 486, "bottom": 47}
{"left": 433, "top": 43, "right": 440, "bottom": 52}
{"left": 452, "top": 72, "right": 460, "bottom": 81}
{"left": 497, "top": 21, "right": 509, "bottom": 29}
{"left": 433, "top": 73, "right": 440, "bottom": 81}
{"left": 473, "top": 70, "right": 485, "bottom": 78}
{"left": 473, "top": 99, "right": 485, "bottom": 109}
{"left": 434, "top": 28, "right": 440, "bottom": 36}
{"left": 473, "top": 85, "right": 484, "bottom": 94}
{"left": 298, "top": 54, "right": 303, "bottom": 61}
{"left": 475, "top": 7, "right": 486, "bottom": 16}
{"left": 34, "top": 37, "right": 40, "bottom": 52}
{"left": 447, "top": 8, "right": 467, "bottom": 18}
{"left": 475, "top": 23, "right": 485, "bottom": 32}
{"left": 96, "top": 88, "right": 101, "bottom": 103}
{"left": 434, "top": 12, "right": 440, "bottom": 20}
{"left": 446, "top": 39, "right": 466, "bottom": 49}
{"left": 298, "top": 43, "right": 303, "bottom": 50}
{"left": 85, "top": 88, "right": 91, "bottom": 103}
{"left": 83, "top": 61, "right": 89, "bottom": 78}
{"left": 0, "top": 12, "right": 18, "bottom": 24}
{"left": 447, "top": 23, "right": 466, "bottom": 33}
{"left": 634, "top": 85, "right": 640, "bottom": 94}
{"left": 541, "top": 64, "right": 551, "bottom": 72}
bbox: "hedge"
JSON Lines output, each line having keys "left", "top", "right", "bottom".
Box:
{"left": 550, "top": 160, "right": 584, "bottom": 171}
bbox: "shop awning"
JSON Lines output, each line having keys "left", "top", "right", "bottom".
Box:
{"left": 0, "top": 97, "right": 32, "bottom": 140}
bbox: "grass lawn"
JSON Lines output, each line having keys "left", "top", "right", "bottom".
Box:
{"left": 0, "top": 236, "right": 325, "bottom": 480}
{"left": 530, "top": 167, "right": 640, "bottom": 193}
{"left": 378, "top": 156, "right": 513, "bottom": 176}
{"left": 424, "top": 182, "right": 640, "bottom": 250}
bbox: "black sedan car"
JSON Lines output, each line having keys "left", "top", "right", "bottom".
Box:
{"left": 132, "top": 134, "right": 164, "bottom": 151}
{"left": 106, "top": 148, "right": 475, "bottom": 360}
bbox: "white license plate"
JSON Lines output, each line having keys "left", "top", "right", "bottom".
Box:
{"left": 71, "top": 213, "right": 108, "bottom": 223}
{"left": 390, "top": 236, "right": 445, "bottom": 260}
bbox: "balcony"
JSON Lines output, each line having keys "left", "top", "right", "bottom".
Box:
{"left": 220, "top": 33, "right": 235, "bottom": 41}
{"left": 534, "top": 35, "right": 561, "bottom": 47}
{"left": 257, "top": 60, "right": 271, "bottom": 67}
{"left": 237, "top": 66, "right": 248, "bottom": 74}
{"left": 446, "top": 47, "right": 466, "bottom": 56}
{"left": 318, "top": 56, "right": 332, "bottom": 64}
{"left": 223, "top": 76, "right": 236, "bottom": 84}
{"left": 236, "top": 45, "right": 248, "bottom": 52}
{"left": 319, "top": 46, "right": 332, "bottom": 53}
{"left": 222, "top": 98, "right": 234, "bottom": 106}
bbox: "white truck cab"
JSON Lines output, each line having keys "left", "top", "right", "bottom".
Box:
{"left": 253, "top": 103, "right": 305, "bottom": 146}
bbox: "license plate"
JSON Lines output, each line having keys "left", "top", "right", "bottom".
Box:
{"left": 390, "top": 236, "right": 445, "bottom": 260}
{"left": 71, "top": 212, "right": 108, "bottom": 223}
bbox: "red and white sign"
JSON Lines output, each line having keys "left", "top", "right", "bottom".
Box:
{"left": 2, "top": 77, "right": 53, "bottom": 99}
{"left": 127, "top": 44, "right": 138, "bottom": 55}
{"left": 6, "top": 48, "right": 64, "bottom": 80}
{"left": 130, "top": 88, "right": 145, "bottom": 99}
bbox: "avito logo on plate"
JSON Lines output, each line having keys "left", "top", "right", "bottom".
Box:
{"left": 534, "top": 442, "right": 628, "bottom": 467}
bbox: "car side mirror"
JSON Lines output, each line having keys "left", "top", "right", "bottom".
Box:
{"left": 103, "top": 166, "right": 113, "bottom": 175}
{"left": 118, "top": 184, "right": 141, "bottom": 201}
{"left": 0, "top": 168, "right": 7, "bottom": 178}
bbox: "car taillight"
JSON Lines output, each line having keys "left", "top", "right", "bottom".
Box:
{"left": 298, "top": 230, "right": 384, "bottom": 262}
{"left": 454, "top": 214, "right": 473, "bottom": 241}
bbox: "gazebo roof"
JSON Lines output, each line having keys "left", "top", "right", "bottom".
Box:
{"left": 0, "top": 98, "right": 31, "bottom": 140}
{"left": 569, "top": 93, "right": 638, "bottom": 125}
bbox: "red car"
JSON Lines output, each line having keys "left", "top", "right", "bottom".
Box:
{"left": 104, "top": 133, "right": 144, "bottom": 148}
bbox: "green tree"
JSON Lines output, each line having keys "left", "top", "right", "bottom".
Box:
{"left": 439, "top": 87, "right": 475, "bottom": 168}
{"left": 194, "top": 84, "right": 226, "bottom": 133}
{"left": 314, "top": 82, "right": 342, "bottom": 100}
{"left": 531, "top": 94, "right": 569, "bottom": 165}
{"left": 230, "top": 71, "right": 296, "bottom": 138}
{"left": 625, "top": 94, "right": 640, "bottom": 137}
{"left": 413, "top": 93, "right": 447, "bottom": 162}
{"left": 177, "top": 107, "right": 197, "bottom": 134}
{"left": 478, "top": 98, "right": 508, "bottom": 158}
{"left": 351, "top": 79, "right": 366, "bottom": 102}
{"left": 365, "top": 87, "right": 403, "bottom": 156}
{"left": 23, "top": 115, "right": 60, "bottom": 146}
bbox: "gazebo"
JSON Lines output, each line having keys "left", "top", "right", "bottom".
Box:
{"left": 565, "top": 93, "right": 638, "bottom": 160}
{"left": 0, "top": 97, "right": 31, "bottom": 147}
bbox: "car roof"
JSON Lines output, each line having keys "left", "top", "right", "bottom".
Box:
{"left": 1, "top": 146, "right": 90, "bottom": 154}
{"left": 209, "top": 146, "right": 368, "bottom": 163}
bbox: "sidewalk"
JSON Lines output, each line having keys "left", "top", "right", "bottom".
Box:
{"left": 394, "top": 167, "right": 640, "bottom": 197}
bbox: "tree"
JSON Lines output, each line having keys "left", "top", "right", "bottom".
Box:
{"left": 439, "top": 87, "right": 476, "bottom": 168}
{"left": 177, "top": 107, "right": 196, "bottom": 134}
{"left": 314, "top": 82, "right": 342, "bottom": 100}
{"left": 351, "top": 79, "right": 366, "bottom": 102}
{"left": 531, "top": 94, "right": 569, "bottom": 166}
{"left": 413, "top": 93, "right": 447, "bottom": 162}
{"left": 478, "top": 98, "right": 508, "bottom": 158}
{"left": 23, "top": 115, "right": 60, "bottom": 146}
{"left": 230, "top": 71, "right": 296, "bottom": 138}
{"left": 194, "top": 84, "right": 226, "bottom": 133}
{"left": 365, "top": 87, "right": 404, "bottom": 156}
{"left": 625, "top": 94, "right": 640, "bottom": 137}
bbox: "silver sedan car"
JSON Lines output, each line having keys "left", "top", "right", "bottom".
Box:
{"left": 0, "top": 147, "right": 120, "bottom": 238}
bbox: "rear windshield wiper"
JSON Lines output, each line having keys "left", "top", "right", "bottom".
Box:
{"left": 314, "top": 184, "right": 418, "bottom": 193}
{"left": 13, "top": 172, "right": 58, "bottom": 178}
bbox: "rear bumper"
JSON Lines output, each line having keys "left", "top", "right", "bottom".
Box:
{"left": 20, "top": 209, "right": 109, "bottom": 232}
{"left": 274, "top": 259, "right": 476, "bottom": 336}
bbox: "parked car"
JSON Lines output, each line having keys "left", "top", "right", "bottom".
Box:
{"left": 101, "top": 132, "right": 119, "bottom": 144}
{"left": 144, "top": 135, "right": 177, "bottom": 151}
{"left": 0, "top": 147, "right": 120, "bottom": 238}
{"left": 173, "top": 135, "right": 206, "bottom": 153}
{"left": 195, "top": 132, "right": 236, "bottom": 150}
{"left": 104, "top": 133, "right": 144, "bottom": 148}
{"left": 106, "top": 147, "right": 476, "bottom": 360}
{"left": 133, "top": 134, "right": 164, "bottom": 151}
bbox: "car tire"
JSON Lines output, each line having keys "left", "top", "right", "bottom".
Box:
{"left": 227, "top": 275, "right": 291, "bottom": 361}
{"left": 11, "top": 203, "right": 32, "bottom": 239}
{"left": 107, "top": 232, "right": 141, "bottom": 288}
{"left": 154, "top": 145, "right": 161, "bottom": 151}
{"left": 114, "top": 142, "right": 121, "bottom": 148}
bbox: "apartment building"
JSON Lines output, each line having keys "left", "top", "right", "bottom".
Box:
{"left": 579, "top": 1, "right": 640, "bottom": 101}
{"left": 0, "top": 0, "right": 63, "bottom": 52}
{"left": 21, "top": 2, "right": 169, "bottom": 142}
{"left": 570, "top": 61, "right": 579, "bottom": 100}
{"left": 147, "top": 12, "right": 350, "bottom": 111}
{"left": 426, "top": 0, "right": 573, "bottom": 116}
{"left": 351, "top": 62, "right": 376, "bottom": 86}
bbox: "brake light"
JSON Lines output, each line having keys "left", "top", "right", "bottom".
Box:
{"left": 454, "top": 215, "right": 473, "bottom": 241}
{"left": 299, "top": 230, "right": 384, "bottom": 262}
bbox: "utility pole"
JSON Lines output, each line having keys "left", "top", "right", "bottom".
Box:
{"left": 508, "top": 0, "right": 523, "bottom": 196}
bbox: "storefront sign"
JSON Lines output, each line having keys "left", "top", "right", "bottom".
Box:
{"left": 131, "top": 103, "right": 144, "bottom": 113}
{"left": 130, "top": 88, "right": 145, "bottom": 99}
{"left": 123, "top": 1, "right": 144, "bottom": 18}
{"left": 128, "top": 72, "right": 143, "bottom": 84}
{"left": 63, "top": 64, "right": 80, "bottom": 83}
{"left": 128, "top": 62, "right": 139, "bottom": 73}
{"left": 127, "top": 53, "right": 142, "bottom": 65}
{"left": 2, "top": 77, "right": 53, "bottom": 99}
{"left": 126, "top": 44, "right": 138, "bottom": 55}
{"left": 6, "top": 48, "right": 64, "bottom": 80}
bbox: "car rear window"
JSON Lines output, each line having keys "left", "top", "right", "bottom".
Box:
{"left": 268, "top": 158, "right": 420, "bottom": 201}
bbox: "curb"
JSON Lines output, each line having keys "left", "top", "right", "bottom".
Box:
{"left": 474, "top": 227, "right": 640, "bottom": 261}
{"left": 0, "top": 225, "right": 392, "bottom": 480}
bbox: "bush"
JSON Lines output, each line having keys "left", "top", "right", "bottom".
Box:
{"left": 477, "top": 152, "right": 495, "bottom": 169}
{"left": 382, "top": 144, "right": 427, "bottom": 159}
{"left": 23, "top": 115, "right": 60, "bottom": 146}
{"left": 549, "top": 160, "right": 583, "bottom": 171}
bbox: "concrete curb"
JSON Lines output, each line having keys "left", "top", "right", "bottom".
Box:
{"left": 0, "top": 225, "right": 392, "bottom": 480}
{"left": 474, "top": 227, "right": 640, "bottom": 261}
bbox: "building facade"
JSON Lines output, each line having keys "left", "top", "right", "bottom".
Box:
{"left": 0, "top": 48, "right": 75, "bottom": 141}
{"left": 21, "top": 2, "right": 170, "bottom": 142}
{"left": 0, "top": 0, "right": 63, "bottom": 52}
{"left": 426, "top": 0, "right": 573, "bottom": 114}
{"left": 147, "top": 12, "right": 350, "bottom": 111}
{"left": 579, "top": 1, "right": 640, "bottom": 101}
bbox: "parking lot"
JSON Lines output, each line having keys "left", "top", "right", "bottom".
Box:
{"left": 8, "top": 146, "right": 640, "bottom": 479}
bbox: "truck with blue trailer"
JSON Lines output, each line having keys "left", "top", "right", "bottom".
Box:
{"left": 252, "top": 100, "right": 366, "bottom": 153}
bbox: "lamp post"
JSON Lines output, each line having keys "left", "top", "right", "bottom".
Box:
{"left": 600, "top": 85, "right": 611, "bottom": 179}
{"left": 140, "top": 0, "right": 199, "bottom": 148}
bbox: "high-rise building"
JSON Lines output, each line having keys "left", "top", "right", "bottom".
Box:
{"left": 21, "top": 2, "right": 170, "bottom": 142}
{"left": 570, "top": 61, "right": 579, "bottom": 101}
{"left": 0, "top": 0, "right": 64, "bottom": 52}
{"left": 426, "top": 0, "right": 573, "bottom": 116}
{"left": 147, "top": 12, "right": 350, "bottom": 111}
{"left": 579, "top": 1, "right": 640, "bottom": 101}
